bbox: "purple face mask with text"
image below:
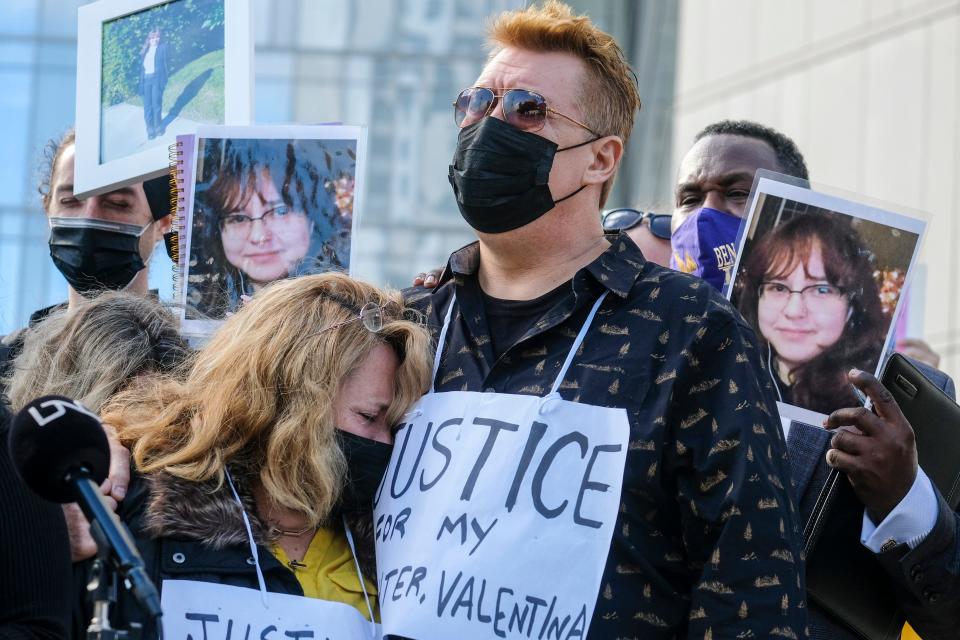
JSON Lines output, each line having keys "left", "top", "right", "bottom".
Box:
{"left": 670, "top": 207, "right": 744, "bottom": 293}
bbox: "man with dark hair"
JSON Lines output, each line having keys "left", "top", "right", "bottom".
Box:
{"left": 673, "top": 119, "right": 960, "bottom": 639}
{"left": 668, "top": 119, "right": 812, "bottom": 289}
{"left": 0, "top": 131, "right": 169, "bottom": 563}
{"left": 694, "top": 119, "right": 809, "bottom": 181}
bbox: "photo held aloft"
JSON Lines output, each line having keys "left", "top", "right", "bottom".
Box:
{"left": 4, "top": 1, "right": 960, "bottom": 640}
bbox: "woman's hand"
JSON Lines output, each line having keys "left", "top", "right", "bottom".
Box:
{"left": 823, "top": 369, "right": 919, "bottom": 524}
{"left": 64, "top": 423, "right": 130, "bottom": 561}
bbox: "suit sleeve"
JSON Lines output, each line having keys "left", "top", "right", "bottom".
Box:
{"left": 665, "top": 311, "right": 807, "bottom": 638}
{"left": 876, "top": 487, "right": 960, "bottom": 639}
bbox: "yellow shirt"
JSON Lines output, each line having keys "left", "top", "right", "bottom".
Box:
{"left": 271, "top": 527, "right": 380, "bottom": 622}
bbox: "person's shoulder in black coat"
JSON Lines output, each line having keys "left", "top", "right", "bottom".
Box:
{"left": 0, "top": 402, "right": 73, "bottom": 639}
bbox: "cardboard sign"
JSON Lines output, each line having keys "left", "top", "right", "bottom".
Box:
{"left": 161, "top": 580, "right": 380, "bottom": 639}
{"left": 374, "top": 390, "right": 629, "bottom": 639}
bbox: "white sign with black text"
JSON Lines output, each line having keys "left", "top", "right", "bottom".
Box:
{"left": 161, "top": 580, "right": 381, "bottom": 639}
{"left": 374, "top": 390, "right": 629, "bottom": 640}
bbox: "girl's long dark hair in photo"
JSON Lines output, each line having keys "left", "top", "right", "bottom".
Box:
{"left": 736, "top": 212, "right": 887, "bottom": 414}
{"left": 187, "top": 138, "right": 355, "bottom": 318}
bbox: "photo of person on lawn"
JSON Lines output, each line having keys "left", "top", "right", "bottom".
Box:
{"left": 99, "top": 0, "right": 225, "bottom": 163}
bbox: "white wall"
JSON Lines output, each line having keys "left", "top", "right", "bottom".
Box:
{"left": 674, "top": 0, "right": 960, "bottom": 380}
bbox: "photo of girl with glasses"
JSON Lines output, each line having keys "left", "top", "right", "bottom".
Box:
{"left": 733, "top": 210, "right": 903, "bottom": 415}
{"left": 186, "top": 136, "right": 357, "bottom": 319}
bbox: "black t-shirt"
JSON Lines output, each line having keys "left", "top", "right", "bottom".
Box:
{"left": 475, "top": 279, "right": 572, "bottom": 361}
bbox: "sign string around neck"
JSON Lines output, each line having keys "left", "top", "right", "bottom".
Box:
{"left": 343, "top": 514, "right": 378, "bottom": 636}
{"left": 224, "top": 466, "right": 270, "bottom": 608}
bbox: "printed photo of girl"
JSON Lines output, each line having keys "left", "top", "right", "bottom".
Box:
{"left": 183, "top": 132, "right": 360, "bottom": 323}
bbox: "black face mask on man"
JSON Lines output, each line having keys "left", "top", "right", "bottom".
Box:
{"left": 48, "top": 217, "right": 151, "bottom": 295}
{"left": 448, "top": 116, "right": 597, "bottom": 234}
{"left": 335, "top": 430, "right": 393, "bottom": 515}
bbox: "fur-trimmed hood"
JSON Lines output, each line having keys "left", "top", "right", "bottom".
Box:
{"left": 138, "top": 462, "right": 378, "bottom": 578}
{"left": 142, "top": 462, "right": 267, "bottom": 550}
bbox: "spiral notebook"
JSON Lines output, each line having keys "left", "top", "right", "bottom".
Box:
{"left": 169, "top": 136, "right": 197, "bottom": 306}
{"left": 167, "top": 125, "right": 366, "bottom": 336}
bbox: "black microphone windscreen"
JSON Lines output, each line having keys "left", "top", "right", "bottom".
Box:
{"left": 8, "top": 395, "right": 110, "bottom": 503}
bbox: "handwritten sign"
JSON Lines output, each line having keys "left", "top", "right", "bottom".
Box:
{"left": 374, "top": 390, "right": 629, "bottom": 639}
{"left": 161, "top": 580, "right": 380, "bottom": 639}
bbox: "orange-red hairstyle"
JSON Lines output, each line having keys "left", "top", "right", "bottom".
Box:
{"left": 486, "top": 0, "right": 642, "bottom": 205}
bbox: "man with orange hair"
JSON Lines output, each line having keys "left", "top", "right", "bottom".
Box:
{"left": 383, "top": 2, "right": 807, "bottom": 638}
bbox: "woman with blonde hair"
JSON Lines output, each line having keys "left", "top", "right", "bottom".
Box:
{"left": 4, "top": 291, "right": 189, "bottom": 572}
{"left": 90, "top": 273, "right": 432, "bottom": 638}
{"left": 1, "top": 292, "right": 185, "bottom": 639}
{"left": 4, "top": 290, "right": 188, "bottom": 414}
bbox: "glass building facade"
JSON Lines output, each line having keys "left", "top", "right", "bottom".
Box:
{"left": 0, "top": 0, "right": 677, "bottom": 335}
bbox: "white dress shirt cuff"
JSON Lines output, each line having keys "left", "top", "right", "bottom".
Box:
{"left": 861, "top": 466, "right": 939, "bottom": 553}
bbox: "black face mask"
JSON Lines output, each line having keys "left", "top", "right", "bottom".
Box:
{"left": 335, "top": 430, "right": 393, "bottom": 515}
{"left": 48, "top": 222, "right": 147, "bottom": 295}
{"left": 448, "top": 116, "right": 595, "bottom": 234}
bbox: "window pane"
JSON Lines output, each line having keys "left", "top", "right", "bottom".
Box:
{"left": 39, "top": 0, "right": 83, "bottom": 37}
{"left": 0, "top": 71, "right": 32, "bottom": 206}
{"left": 0, "top": 239, "right": 23, "bottom": 335}
{"left": 4, "top": 0, "right": 38, "bottom": 35}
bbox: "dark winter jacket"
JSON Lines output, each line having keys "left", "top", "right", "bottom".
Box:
{"left": 73, "top": 460, "right": 376, "bottom": 639}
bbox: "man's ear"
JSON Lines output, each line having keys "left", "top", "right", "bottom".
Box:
{"left": 154, "top": 213, "right": 173, "bottom": 238}
{"left": 582, "top": 135, "right": 623, "bottom": 187}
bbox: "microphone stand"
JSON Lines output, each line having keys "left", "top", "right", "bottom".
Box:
{"left": 86, "top": 521, "right": 143, "bottom": 640}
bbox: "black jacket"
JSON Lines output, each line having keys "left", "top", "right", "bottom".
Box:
{"left": 138, "top": 42, "right": 169, "bottom": 94}
{"left": 0, "top": 408, "right": 73, "bottom": 639}
{"left": 403, "top": 235, "right": 808, "bottom": 638}
{"left": 73, "top": 463, "right": 376, "bottom": 639}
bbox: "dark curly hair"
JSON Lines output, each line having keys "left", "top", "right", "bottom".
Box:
{"left": 695, "top": 120, "right": 809, "bottom": 181}
{"left": 736, "top": 212, "right": 886, "bottom": 413}
{"left": 38, "top": 128, "right": 76, "bottom": 212}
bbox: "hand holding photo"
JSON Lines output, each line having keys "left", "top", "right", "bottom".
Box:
{"left": 728, "top": 175, "right": 927, "bottom": 423}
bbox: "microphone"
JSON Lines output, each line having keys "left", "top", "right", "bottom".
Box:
{"left": 8, "top": 395, "right": 162, "bottom": 621}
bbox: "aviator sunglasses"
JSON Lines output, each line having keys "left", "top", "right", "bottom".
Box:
{"left": 453, "top": 86, "right": 600, "bottom": 135}
{"left": 601, "top": 208, "right": 673, "bottom": 240}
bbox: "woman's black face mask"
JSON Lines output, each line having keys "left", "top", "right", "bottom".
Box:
{"left": 448, "top": 116, "right": 595, "bottom": 234}
{"left": 335, "top": 430, "right": 393, "bottom": 515}
{"left": 48, "top": 218, "right": 150, "bottom": 295}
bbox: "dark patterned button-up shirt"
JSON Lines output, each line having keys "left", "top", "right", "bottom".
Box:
{"left": 404, "top": 234, "right": 807, "bottom": 639}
